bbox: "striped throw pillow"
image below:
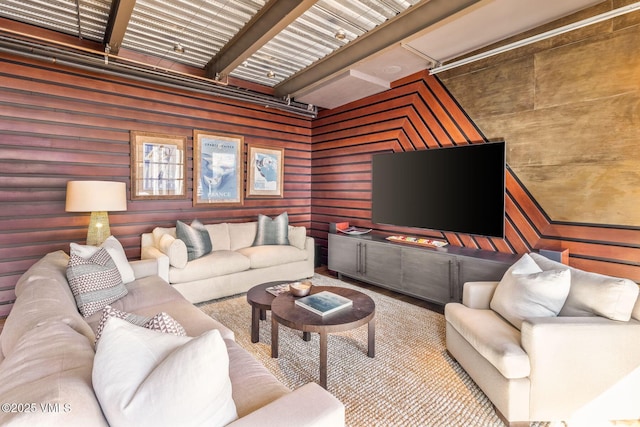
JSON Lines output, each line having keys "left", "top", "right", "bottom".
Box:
{"left": 66, "top": 248, "right": 128, "bottom": 317}
{"left": 176, "top": 219, "right": 212, "bottom": 261}
{"left": 253, "top": 212, "right": 290, "bottom": 246}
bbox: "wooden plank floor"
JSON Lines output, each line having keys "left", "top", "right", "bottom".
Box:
{"left": 315, "top": 265, "right": 445, "bottom": 315}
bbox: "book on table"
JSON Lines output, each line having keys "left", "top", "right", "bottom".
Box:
{"left": 265, "top": 283, "right": 290, "bottom": 296}
{"left": 295, "top": 291, "right": 353, "bottom": 316}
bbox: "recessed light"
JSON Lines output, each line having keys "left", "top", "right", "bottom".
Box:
{"left": 266, "top": 70, "right": 275, "bottom": 78}
{"left": 173, "top": 42, "right": 185, "bottom": 54}
{"left": 335, "top": 29, "right": 346, "bottom": 40}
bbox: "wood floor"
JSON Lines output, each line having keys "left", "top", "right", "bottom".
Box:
{"left": 315, "top": 265, "right": 445, "bottom": 315}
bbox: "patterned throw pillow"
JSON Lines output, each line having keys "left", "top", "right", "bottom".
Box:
{"left": 66, "top": 248, "right": 129, "bottom": 317}
{"left": 176, "top": 219, "right": 212, "bottom": 261}
{"left": 253, "top": 212, "right": 290, "bottom": 246}
{"left": 94, "top": 305, "right": 187, "bottom": 344}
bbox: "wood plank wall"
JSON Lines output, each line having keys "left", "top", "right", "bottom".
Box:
{"left": 311, "top": 70, "right": 640, "bottom": 282}
{"left": 0, "top": 52, "right": 313, "bottom": 317}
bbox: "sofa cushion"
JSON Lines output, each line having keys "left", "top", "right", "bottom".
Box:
{"left": 491, "top": 254, "right": 571, "bottom": 330}
{"left": 70, "top": 236, "right": 136, "bottom": 284}
{"left": 93, "top": 318, "right": 237, "bottom": 427}
{"left": 228, "top": 222, "right": 257, "bottom": 250}
{"left": 177, "top": 219, "right": 213, "bottom": 261}
{"left": 225, "top": 338, "right": 290, "bottom": 417}
{"left": 205, "top": 222, "right": 231, "bottom": 251}
{"left": 66, "top": 248, "right": 129, "bottom": 317}
{"left": 445, "top": 303, "right": 530, "bottom": 379}
{"left": 2, "top": 251, "right": 97, "bottom": 357}
{"left": 169, "top": 250, "right": 251, "bottom": 284}
{"left": 152, "top": 226, "right": 176, "bottom": 246}
{"left": 159, "top": 233, "right": 188, "bottom": 268}
{"left": 0, "top": 321, "right": 108, "bottom": 426}
{"left": 94, "top": 305, "right": 186, "bottom": 343}
{"left": 237, "top": 245, "right": 308, "bottom": 269}
{"left": 253, "top": 212, "right": 290, "bottom": 246}
{"left": 288, "top": 225, "right": 307, "bottom": 250}
{"left": 530, "top": 252, "right": 640, "bottom": 321}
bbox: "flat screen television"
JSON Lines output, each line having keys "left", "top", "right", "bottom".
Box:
{"left": 372, "top": 141, "right": 505, "bottom": 238}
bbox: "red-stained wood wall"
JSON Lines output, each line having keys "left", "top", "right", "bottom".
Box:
{"left": 311, "top": 70, "right": 640, "bottom": 282}
{"left": 2, "top": 53, "right": 640, "bottom": 319}
{"left": 0, "top": 52, "right": 313, "bottom": 317}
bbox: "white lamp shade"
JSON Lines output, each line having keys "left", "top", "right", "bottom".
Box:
{"left": 65, "top": 181, "right": 127, "bottom": 212}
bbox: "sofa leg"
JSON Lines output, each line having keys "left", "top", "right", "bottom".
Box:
{"left": 494, "top": 406, "right": 530, "bottom": 427}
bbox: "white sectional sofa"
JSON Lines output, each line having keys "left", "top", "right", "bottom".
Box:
{"left": 141, "top": 220, "right": 315, "bottom": 303}
{"left": 0, "top": 250, "right": 343, "bottom": 426}
{"left": 445, "top": 252, "right": 640, "bottom": 426}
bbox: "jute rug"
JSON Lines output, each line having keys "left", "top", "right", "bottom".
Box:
{"left": 198, "top": 274, "right": 513, "bottom": 426}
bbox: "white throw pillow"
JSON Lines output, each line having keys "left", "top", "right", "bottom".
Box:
{"left": 70, "top": 235, "right": 135, "bottom": 284}
{"left": 159, "top": 233, "right": 188, "bottom": 269}
{"left": 93, "top": 318, "right": 237, "bottom": 427}
{"left": 490, "top": 253, "right": 571, "bottom": 330}
{"left": 530, "top": 252, "right": 640, "bottom": 321}
{"left": 288, "top": 225, "right": 307, "bottom": 250}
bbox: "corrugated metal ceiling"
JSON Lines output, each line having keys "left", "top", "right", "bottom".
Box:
{"left": 0, "top": 0, "right": 419, "bottom": 87}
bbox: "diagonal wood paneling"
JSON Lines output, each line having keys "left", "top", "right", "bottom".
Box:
{"left": 312, "top": 70, "right": 640, "bottom": 282}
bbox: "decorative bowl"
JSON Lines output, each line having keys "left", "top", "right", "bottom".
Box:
{"left": 289, "top": 280, "right": 312, "bottom": 297}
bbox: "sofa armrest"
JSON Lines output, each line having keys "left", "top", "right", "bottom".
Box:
{"left": 129, "top": 258, "right": 161, "bottom": 279}
{"left": 225, "top": 383, "right": 344, "bottom": 427}
{"left": 462, "top": 281, "right": 498, "bottom": 309}
{"left": 140, "top": 246, "right": 170, "bottom": 282}
{"left": 521, "top": 316, "right": 640, "bottom": 420}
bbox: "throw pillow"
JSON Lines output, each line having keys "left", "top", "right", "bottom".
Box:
{"left": 490, "top": 254, "right": 571, "bottom": 330}
{"left": 176, "top": 219, "right": 212, "bottom": 261}
{"left": 94, "top": 305, "right": 187, "bottom": 344}
{"left": 530, "top": 252, "right": 640, "bottom": 321}
{"left": 66, "top": 248, "right": 129, "bottom": 317}
{"left": 93, "top": 318, "right": 238, "bottom": 427}
{"left": 158, "top": 233, "right": 189, "bottom": 268}
{"left": 70, "top": 235, "right": 136, "bottom": 284}
{"left": 288, "top": 225, "right": 307, "bottom": 250}
{"left": 253, "top": 212, "right": 290, "bottom": 246}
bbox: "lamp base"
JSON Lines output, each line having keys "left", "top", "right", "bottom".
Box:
{"left": 87, "top": 211, "right": 111, "bottom": 246}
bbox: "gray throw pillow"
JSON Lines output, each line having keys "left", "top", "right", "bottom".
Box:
{"left": 176, "top": 219, "right": 212, "bottom": 261}
{"left": 253, "top": 212, "right": 290, "bottom": 246}
{"left": 66, "top": 248, "right": 129, "bottom": 317}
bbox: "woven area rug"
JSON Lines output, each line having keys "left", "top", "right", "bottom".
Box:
{"left": 198, "top": 274, "right": 512, "bottom": 427}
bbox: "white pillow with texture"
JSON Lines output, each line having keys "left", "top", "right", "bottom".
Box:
{"left": 159, "top": 233, "right": 188, "bottom": 269}
{"left": 490, "top": 254, "right": 571, "bottom": 330}
{"left": 530, "top": 252, "right": 639, "bottom": 321}
{"left": 70, "top": 235, "right": 135, "bottom": 284}
{"left": 288, "top": 225, "right": 307, "bottom": 250}
{"left": 93, "top": 318, "right": 237, "bottom": 427}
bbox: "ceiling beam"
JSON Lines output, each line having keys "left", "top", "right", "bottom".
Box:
{"left": 104, "top": 0, "right": 136, "bottom": 54}
{"left": 274, "top": 0, "right": 483, "bottom": 99}
{"left": 205, "top": 0, "right": 317, "bottom": 80}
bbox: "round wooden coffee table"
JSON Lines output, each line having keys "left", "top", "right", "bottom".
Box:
{"left": 246, "top": 281, "right": 286, "bottom": 343}
{"left": 270, "top": 286, "right": 375, "bottom": 389}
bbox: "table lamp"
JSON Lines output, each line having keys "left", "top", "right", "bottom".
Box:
{"left": 65, "top": 181, "right": 127, "bottom": 246}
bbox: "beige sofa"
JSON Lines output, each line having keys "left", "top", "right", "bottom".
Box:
{"left": 445, "top": 252, "right": 640, "bottom": 426}
{"left": 0, "top": 250, "right": 344, "bottom": 426}
{"left": 141, "top": 221, "right": 314, "bottom": 303}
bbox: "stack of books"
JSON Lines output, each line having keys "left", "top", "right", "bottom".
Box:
{"left": 294, "top": 291, "right": 352, "bottom": 316}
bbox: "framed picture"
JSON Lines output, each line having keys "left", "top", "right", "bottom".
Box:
{"left": 130, "top": 131, "right": 187, "bottom": 200}
{"left": 246, "top": 145, "right": 284, "bottom": 198}
{"left": 193, "top": 130, "right": 244, "bottom": 206}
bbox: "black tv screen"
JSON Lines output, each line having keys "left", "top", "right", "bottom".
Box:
{"left": 372, "top": 141, "right": 505, "bottom": 238}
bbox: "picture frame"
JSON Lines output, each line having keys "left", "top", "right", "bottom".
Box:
{"left": 246, "top": 144, "right": 284, "bottom": 198}
{"left": 130, "top": 131, "right": 187, "bottom": 200}
{"left": 193, "top": 130, "right": 244, "bottom": 206}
